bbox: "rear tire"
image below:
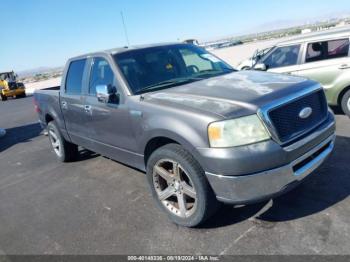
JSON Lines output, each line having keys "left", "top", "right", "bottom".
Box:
{"left": 47, "top": 121, "right": 78, "bottom": 162}
{"left": 146, "top": 143, "right": 219, "bottom": 227}
{"left": 341, "top": 89, "right": 350, "bottom": 118}
{"left": 0, "top": 94, "right": 7, "bottom": 101}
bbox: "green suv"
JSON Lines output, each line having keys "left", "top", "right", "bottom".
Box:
{"left": 253, "top": 26, "right": 350, "bottom": 117}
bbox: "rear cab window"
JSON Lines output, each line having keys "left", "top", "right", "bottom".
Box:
{"left": 65, "top": 59, "right": 87, "bottom": 94}
{"left": 305, "top": 38, "right": 350, "bottom": 63}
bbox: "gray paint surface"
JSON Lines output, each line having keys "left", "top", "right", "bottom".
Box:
{"left": 34, "top": 46, "right": 319, "bottom": 168}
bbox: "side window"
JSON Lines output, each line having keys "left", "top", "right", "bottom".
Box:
{"left": 306, "top": 39, "right": 350, "bottom": 63}
{"left": 306, "top": 42, "right": 323, "bottom": 62}
{"left": 89, "top": 57, "right": 116, "bottom": 95}
{"left": 263, "top": 45, "right": 300, "bottom": 69}
{"left": 65, "top": 59, "right": 86, "bottom": 94}
{"left": 327, "top": 39, "right": 349, "bottom": 59}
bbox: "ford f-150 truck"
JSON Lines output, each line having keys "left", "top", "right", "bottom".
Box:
{"left": 34, "top": 43, "right": 336, "bottom": 227}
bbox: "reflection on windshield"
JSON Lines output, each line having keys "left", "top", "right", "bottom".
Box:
{"left": 114, "top": 44, "right": 234, "bottom": 94}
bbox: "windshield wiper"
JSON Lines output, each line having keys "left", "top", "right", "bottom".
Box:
{"left": 133, "top": 69, "right": 235, "bottom": 95}
{"left": 195, "top": 69, "right": 235, "bottom": 78}
{"left": 134, "top": 77, "right": 202, "bottom": 95}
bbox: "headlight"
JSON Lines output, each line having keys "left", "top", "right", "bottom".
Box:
{"left": 208, "top": 115, "right": 270, "bottom": 148}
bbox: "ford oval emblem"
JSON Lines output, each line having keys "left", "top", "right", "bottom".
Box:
{"left": 299, "top": 107, "right": 313, "bottom": 119}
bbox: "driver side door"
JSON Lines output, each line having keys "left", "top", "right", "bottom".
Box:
{"left": 84, "top": 56, "right": 137, "bottom": 163}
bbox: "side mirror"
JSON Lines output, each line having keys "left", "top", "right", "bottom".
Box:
{"left": 254, "top": 63, "right": 267, "bottom": 71}
{"left": 96, "top": 84, "right": 117, "bottom": 103}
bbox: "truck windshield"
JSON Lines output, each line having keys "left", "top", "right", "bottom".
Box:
{"left": 114, "top": 44, "right": 234, "bottom": 94}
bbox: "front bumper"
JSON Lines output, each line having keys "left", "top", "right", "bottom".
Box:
{"left": 196, "top": 113, "right": 335, "bottom": 177}
{"left": 206, "top": 134, "right": 335, "bottom": 204}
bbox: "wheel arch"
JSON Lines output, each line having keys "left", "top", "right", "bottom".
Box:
{"left": 45, "top": 113, "right": 54, "bottom": 124}
{"left": 43, "top": 110, "right": 71, "bottom": 142}
{"left": 338, "top": 85, "right": 350, "bottom": 111}
{"left": 144, "top": 136, "right": 179, "bottom": 166}
{"left": 142, "top": 130, "right": 203, "bottom": 169}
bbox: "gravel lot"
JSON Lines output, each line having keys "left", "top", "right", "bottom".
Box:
{"left": 211, "top": 38, "right": 282, "bottom": 67}
{"left": 24, "top": 77, "right": 61, "bottom": 95}
{"left": 0, "top": 47, "right": 349, "bottom": 254}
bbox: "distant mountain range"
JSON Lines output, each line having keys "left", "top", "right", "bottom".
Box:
{"left": 201, "top": 11, "right": 350, "bottom": 42}
{"left": 17, "top": 66, "right": 63, "bottom": 78}
{"left": 252, "top": 12, "right": 350, "bottom": 33}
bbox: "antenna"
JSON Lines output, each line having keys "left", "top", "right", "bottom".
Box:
{"left": 120, "top": 11, "right": 130, "bottom": 46}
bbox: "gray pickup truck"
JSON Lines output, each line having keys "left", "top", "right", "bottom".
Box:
{"left": 34, "top": 43, "right": 336, "bottom": 227}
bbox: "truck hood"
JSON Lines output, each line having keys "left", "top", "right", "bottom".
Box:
{"left": 143, "top": 71, "right": 317, "bottom": 119}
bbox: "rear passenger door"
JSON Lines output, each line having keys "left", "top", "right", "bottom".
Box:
{"left": 60, "top": 58, "right": 90, "bottom": 147}
{"left": 294, "top": 38, "right": 350, "bottom": 90}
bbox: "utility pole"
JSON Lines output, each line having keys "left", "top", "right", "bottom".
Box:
{"left": 120, "top": 11, "right": 130, "bottom": 46}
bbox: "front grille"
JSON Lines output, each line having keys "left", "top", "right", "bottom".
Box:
{"left": 268, "top": 90, "right": 328, "bottom": 143}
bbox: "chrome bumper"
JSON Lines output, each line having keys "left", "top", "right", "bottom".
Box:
{"left": 206, "top": 134, "right": 335, "bottom": 204}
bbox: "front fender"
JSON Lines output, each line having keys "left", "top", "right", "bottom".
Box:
{"left": 138, "top": 115, "right": 210, "bottom": 167}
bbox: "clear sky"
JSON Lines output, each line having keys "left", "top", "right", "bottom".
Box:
{"left": 1, "top": 0, "right": 350, "bottom": 72}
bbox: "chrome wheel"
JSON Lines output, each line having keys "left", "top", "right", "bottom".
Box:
{"left": 153, "top": 159, "right": 197, "bottom": 218}
{"left": 48, "top": 128, "right": 62, "bottom": 157}
{"left": 347, "top": 97, "right": 350, "bottom": 111}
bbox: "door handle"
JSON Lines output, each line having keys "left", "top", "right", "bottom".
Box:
{"left": 339, "top": 64, "right": 350, "bottom": 69}
{"left": 61, "top": 101, "right": 68, "bottom": 110}
{"left": 84, "top": 105, "right": 92, "bottom": 114}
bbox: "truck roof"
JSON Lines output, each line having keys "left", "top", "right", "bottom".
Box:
{"left": 70, "top": 42, "right": 182, "bottom": 61}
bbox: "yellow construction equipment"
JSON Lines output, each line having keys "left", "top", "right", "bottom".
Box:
{"left": 0, "top": 71, "right": 26, "bottom": 101}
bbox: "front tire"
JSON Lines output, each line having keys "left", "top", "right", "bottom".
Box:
{"left": 47, "top": 121, "right": 78, "bottom": 162}
{"left": 16, "top": 93, "right": 26, "bottom": 98}
{"left": 341, "top": 89, "right": 350, "bottom": 118}
{"left": 146, "top": 144, "right": 219, "bottom": 227}
{"left": 19, "top": 92, "right": 27, "bottom": 98}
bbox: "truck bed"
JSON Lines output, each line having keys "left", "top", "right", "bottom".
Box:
{"left": 33, "top": 87, "right": 63, "bottom": 130}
